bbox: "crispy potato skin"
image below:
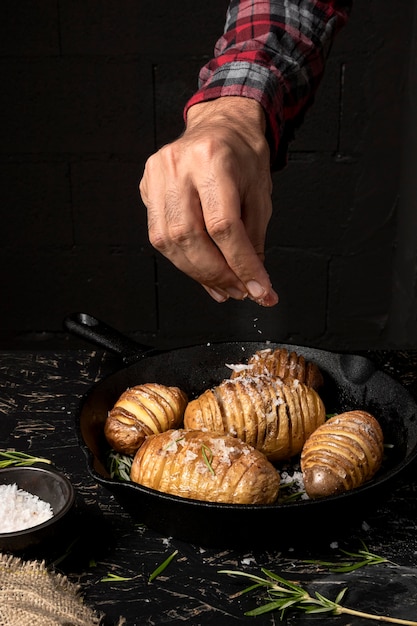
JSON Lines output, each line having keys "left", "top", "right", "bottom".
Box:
{"left": 301, "top": 410, "right": 384, "bottom": 498}
{"left": 104, "top": 383, "right": 188, "bottom": 455}
{"left": 229, "top": 348, "right": 324, "bottom": 390}
{"left": 130, "top": 429, "right": 280, "bottom": 504}
{"left": 183, "top": 375, "right": 325, "bottom": 461}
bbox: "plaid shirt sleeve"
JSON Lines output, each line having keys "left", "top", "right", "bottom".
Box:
{"left": 184, "top": 0, "right": 351, "bottom": 169}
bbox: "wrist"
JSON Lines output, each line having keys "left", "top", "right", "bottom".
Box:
{"left": 186, "top": 96, "right": 266, "bottom": 138}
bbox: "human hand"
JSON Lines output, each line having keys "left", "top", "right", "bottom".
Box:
{"left": 139, "top": 97, "right": 278, "bottom": 307}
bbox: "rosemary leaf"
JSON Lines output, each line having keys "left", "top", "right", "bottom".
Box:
{"left": 201, "top": 444, "right": 215, "bottom": 475}
{"left": 148, "top": 549, "right": 178, "bottom": 583}
{"left": 261, "top": 568, "right": 300, "bottom": 591}
{"left": 239, "top": 582, "right": 266, "bottom": 595}
{"left": 100, "top": 573, "right": 136, "bottom": 583}
{"left": 245, "top": 600, "right": 284, "bottom": 616}
{"left": 334, "top": 587, "right": 349, "bottom": 604}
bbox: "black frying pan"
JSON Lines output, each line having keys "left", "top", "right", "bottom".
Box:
{"left": 66, "top": 313, "right": 417, "bottom": 548}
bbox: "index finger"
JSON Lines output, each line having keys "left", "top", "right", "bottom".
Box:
{"left": 198, "top": 170, "right": 278, "bottom": 306}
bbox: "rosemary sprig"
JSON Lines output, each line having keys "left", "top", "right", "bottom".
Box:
{"left": 304, "top": 541, "right": 393, "bottom": 573}
{"left": 0, "top": 450, "right": 52, "bottom": 468}
{"left": 107, "top": 450, "right": 133, "bottom": 481}
{"left": 220, "top": 569, "right": 417, "bottom": 624}
{"left": 148, "top": 549, "right": 178, "bottom": 583}
{"left": 278, "top": 480, "right": 306, "bottom": 503}
{"left": 201, "top": 444, "right": 215, "bottom": 475}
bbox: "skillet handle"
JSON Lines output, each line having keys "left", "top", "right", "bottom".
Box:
{"left": 64, "top": 312, "right": 155, "bottom": 364}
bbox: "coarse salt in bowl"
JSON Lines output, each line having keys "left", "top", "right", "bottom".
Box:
{"left": 0, "top": 483, "right": 54, "bottom": 532}
{"left": 0, "top": 465, "right": 75, "bottom": 553}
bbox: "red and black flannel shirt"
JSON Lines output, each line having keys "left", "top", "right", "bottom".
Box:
{"left": 184, "top": 0, "right": 352, "bottom": 169}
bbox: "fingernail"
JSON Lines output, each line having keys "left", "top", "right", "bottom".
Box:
{"left": 225, "top": 287, "right": 248, "bottom": 300}
{"left": 246, "top": 280, "right": 265, "bottom": 299}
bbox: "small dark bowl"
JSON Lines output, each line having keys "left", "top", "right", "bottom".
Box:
{"left": 0, "top": 465, "right": 75, "bottom": 553}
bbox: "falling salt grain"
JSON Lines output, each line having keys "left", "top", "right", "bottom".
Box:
{"left": 0, "top": 484, "right": 53, "bottom": 533}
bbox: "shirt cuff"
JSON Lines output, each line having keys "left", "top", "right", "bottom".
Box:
{"left": 184, "top": 61, "right": 286, "bottom": 169}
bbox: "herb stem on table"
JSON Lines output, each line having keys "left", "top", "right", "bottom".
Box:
{"left": 100, "top": 573, "right": 139, "bottom": 583}
{"left": 304, "top": 541, "right": 393, "bottom": 573}
{"left": 219, "top": 569, "right": 417, "bottom": 625}
{"left": 0, "top": 450, "right": 52, "bottom": 468}
{"left": 100, "top": 550, "right": 179, "bottom": 585}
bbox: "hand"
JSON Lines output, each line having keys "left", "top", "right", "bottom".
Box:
{"left": 139, "top": 97, "right": 278, "bottom": 307}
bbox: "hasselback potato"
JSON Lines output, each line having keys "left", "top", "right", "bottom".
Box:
{"left": 183, "top": 375, "right": 325, "bottom": 461}
{"left": 300, "top": 410, "right": 384, "bottom": 498}
{"left": 130, "top": 429, "right": 280, "bottom": 504}
{"left": 104, "top": 383, "right": 188, "bottom": 455}
{"left": 228, "top": 347, "right": 324, "bottom": 390}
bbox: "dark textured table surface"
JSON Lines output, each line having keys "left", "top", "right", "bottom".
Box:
{"left": 1, "top": 349, "right": 417, "bottom": 625}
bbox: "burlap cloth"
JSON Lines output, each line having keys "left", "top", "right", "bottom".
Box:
{"left": 0, "top": 553, "right": 125, "bottom": 626}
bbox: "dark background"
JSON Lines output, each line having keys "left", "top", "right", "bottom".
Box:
{"left": 1, "top": 0, "right": 416, "bottom": 351}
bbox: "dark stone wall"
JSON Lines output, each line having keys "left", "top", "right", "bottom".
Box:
{"left": 0, "top": 1, "right": 416, "bottom": 351}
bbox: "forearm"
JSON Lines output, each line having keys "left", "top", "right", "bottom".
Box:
{"left": 184, "top": 0, "right": 352, "bottom": 169}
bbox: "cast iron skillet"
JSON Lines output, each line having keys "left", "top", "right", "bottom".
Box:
{"left": 66, "top": 313, "right": 417, "bottom": 548}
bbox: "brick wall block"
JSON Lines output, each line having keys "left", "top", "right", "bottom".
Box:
{"left": 0, "top": 58, "right": 154, "bottom": 156}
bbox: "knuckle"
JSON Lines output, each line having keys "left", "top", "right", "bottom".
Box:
{"left": 206, "top": 216, "right": 234, "bottom": 242}
{"left": 148, "top": 228, "right": 169, "bottom": 253}
{"left": 168, "top": 223, "right": 194, "bottom": 247}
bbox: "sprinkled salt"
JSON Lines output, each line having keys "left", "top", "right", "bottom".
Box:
{"left": 162, "top": 536, "right": 172, "bottom": 547}
{"left": 279, "top": 464, "right": 309, "bottom": 501}
{"left": 225, "top": 363, "right": 253, "bottom": 373}
{"left": 184, "top": 449, "right": 198, "bottom": 463}
{"left": 0, "top": 484, "right": 53, "bottom": 533}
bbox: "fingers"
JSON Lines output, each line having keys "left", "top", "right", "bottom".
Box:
{"left": 141, "top": 151, "right": 249, "bottom": 301}
{"left": 197, "top": 163, "right": 277, "bottom": 306}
